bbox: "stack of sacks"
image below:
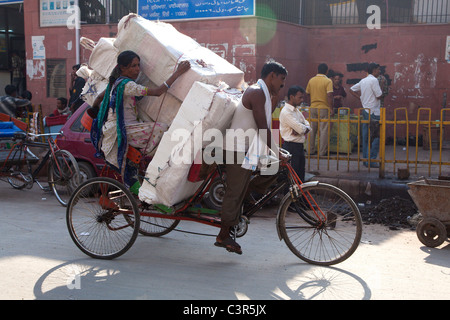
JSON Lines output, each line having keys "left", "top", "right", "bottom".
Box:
{"left": 114, "top": 14, "right": 245, "bottom": 101}
{"left": 139, "top": 82, "right": 242, "bottom": 206}
{"left": 134, "top": 73, "right": 182, "bottom": 126}
{"left": 87, "top": 37, "right": 118, "bottom": 79}
{"left": 79, "top": 14, "right": 246, "bottom": 206}
{"left": 76, "top": 66, "right": 108, "bottom": 107}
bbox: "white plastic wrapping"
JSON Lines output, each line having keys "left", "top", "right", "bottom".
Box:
{"left": 139, "top": 82, "right": 241, "bottom": 206}
{"left": 114, "top": 14, "right": 245, "bottom": 101}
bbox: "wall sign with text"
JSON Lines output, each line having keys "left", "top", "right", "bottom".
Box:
{"left": 39, "top": 0, "right": 75, "bottom": 27}
{"left": 138, "top": 0, "right": 255, "bottom": 21}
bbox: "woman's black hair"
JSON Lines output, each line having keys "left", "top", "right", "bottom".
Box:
{"left": 109, "top": 50, "right": 141, "bottom": 86}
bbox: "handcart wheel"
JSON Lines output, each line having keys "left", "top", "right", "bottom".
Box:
{"left": 66, "top": 177, "right": 140, "bottom": 259}
{"left": 416, "top": 217, "right": 447, "bottom": 248}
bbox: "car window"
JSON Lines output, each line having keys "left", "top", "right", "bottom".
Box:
{"left": 70, "top": 109, "right": 88, "bottom": 133}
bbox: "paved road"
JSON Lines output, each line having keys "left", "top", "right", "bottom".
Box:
{"left": 0, "top": 182, "right": 449, "bottom": 301}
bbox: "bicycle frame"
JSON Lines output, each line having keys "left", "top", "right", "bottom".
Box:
{"left": 1, "top": 133, "right": 72, "bottom": 189}
{"left": 136, "top": 160, "right": 329, "bottom": 231}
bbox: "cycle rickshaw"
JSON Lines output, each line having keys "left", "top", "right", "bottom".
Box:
{"left": 66, "top": 113, "right": 362, "bottom": 266}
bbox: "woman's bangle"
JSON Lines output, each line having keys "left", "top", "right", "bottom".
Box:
{"left": 164, "top": 81, "right": 170, "bottom": 89}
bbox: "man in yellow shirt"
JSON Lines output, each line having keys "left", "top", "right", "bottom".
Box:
{"left": 306, "top": 63, "right": 333, "bottom": 156}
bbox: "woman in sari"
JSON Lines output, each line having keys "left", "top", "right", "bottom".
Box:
{"left": 90, "top": 50, "right": 190, "bottom": 193}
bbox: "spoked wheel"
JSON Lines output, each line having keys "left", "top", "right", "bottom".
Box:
{"left": 48, "top": 150, "right": 80, "bottom": 206}
{"left": 203, "top": 175, "right": 226, "bottom": 211}
{"left": 277, "top": 183, "right": 362, "bottom": 266}
{"left": 66, "top": 177, "right": 140, "bottom": 259}
{"left": 138, "top": 211, "right": 180, "bottom": 237}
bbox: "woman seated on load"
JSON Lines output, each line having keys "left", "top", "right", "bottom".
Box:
{"left": 90, "top": 50, "right": 190, "bottom": 194}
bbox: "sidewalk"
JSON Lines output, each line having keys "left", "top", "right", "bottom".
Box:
{"left": 305, "top": 144, "right": 450, "bottom": 204}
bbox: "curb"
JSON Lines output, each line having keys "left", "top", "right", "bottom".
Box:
{"left": 314, "top": 176, "right": 412, "bottom": 204}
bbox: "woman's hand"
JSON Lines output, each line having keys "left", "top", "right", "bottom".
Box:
{"left": 174, "top": 60, "right": 191, "bottom": 77}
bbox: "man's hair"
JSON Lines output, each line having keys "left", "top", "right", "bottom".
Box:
{"left": 57, "top": 97, "right": 68, "bottom": 107}
{"left": 4, "top": 85, "right": 17, "bottom": 96}
{"left": 261, "top": 60, "right": 288, "bottom": 79}
{"left": 368, "top": 62, "right": 380, "bottom": 74}
{"left": 318, "top": 63, "right": 328, "bottom": 74}
{"left": 287, "top": 86, "right": 305, "bottom": 100}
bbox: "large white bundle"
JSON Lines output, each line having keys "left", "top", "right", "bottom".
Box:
{"left": 139, "top": 81, "right": 242, "bottom": 206}
{"left": 134, "top": 73, "right": 182, "bottom": 125}
{"left": 114, "top": 14, "right": 245, "bottom": 101}
{"left": 88, "top": 38, "right": 118, "bottom": 79}
{"left": 77, "top": 67, "right": 108, "bottom": 107}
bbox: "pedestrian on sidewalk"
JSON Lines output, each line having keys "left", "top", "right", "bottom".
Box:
{"left": 306, "top": 63, "right": 333, "bottom": 156}
{"left": 280, "top": 85, "right": 310, "bottom": 182}
{"left": 329, "top": 70, "right": 347, "bottom": 114}
{"left": 350, "top": 62, "right": 383, "bottom": 168}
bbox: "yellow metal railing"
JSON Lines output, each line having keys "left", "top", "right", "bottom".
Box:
{"left": 277, "top": 106, "right": 450, "bottom": 178}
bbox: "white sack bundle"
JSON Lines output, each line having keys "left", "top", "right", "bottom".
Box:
{"left": 134, "top": 73, "right": 183, "bottom": 126}
{"left": 115, "top": 14, "right": 245, "bottom": 101}
{"left": 88, "top": 37, "right": 119, "bottom": 79}
{"left": 139, "top": 81, "right": 241, "bottom": 206}
{"left": 78, "top": 68, "right": 108, "bottom": 107}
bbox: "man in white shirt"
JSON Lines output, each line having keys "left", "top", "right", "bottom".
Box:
{"left": 280, "top": 86, "right": 311, "bottom": 182}
{"left": 350, "top": 63, "right": 383, "bottom": 168}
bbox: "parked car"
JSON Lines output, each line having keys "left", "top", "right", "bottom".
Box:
{"left": 56, "top": 103, "right": 105, "bottom": 182}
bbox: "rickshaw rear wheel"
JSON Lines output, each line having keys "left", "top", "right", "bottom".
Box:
{"left": 66, "top": 177, "right": 140, "bottom": 259}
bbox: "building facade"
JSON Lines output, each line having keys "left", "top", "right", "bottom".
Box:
{"left": 0, "top": 0, "right": 448, "bottom": 120}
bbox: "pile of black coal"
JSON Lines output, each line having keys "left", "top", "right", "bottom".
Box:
{"left": 359, "top": 196, "right": 419, "bottom": 230}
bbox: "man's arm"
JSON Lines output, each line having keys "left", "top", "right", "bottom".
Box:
{"left": 350, "top": 82, "right": 361, "bottom": 99}
{"left": 280, "top": 109, "right": 310, "bottom": 136}
{"left": 373, "top": 79, "right": 383, "bottom": 100}
{"left": 327, "top": 92, "right": 333, "bottom": 109}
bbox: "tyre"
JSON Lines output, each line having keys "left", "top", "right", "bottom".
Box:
{"left": 203, "top": 176, "right": 225, "bottom": 211}
{"left": 416, "top": 218, "right": 447, "bottom": 248}
{"left": 48, "top": 150, "right": 80, "bottom": 206}
{"left": 138, "top": 213, "right": 180, "bottom": 237}
{"left": 277, "top": 183, "right": 362, "bottom": 266}
{"left": 77, "top": 161, "right": 97, "bottom": 183}
{"left": 66, "top": 177, "right": 140, "bottom": 259}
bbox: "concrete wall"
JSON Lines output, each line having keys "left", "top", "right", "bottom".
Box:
{"left": 305, "top": 24, "right": 450, "bottom": 122}
{"left": 23, "top": 1, "right": 449, "bottom": 121}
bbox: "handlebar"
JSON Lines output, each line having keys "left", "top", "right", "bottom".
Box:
{"left": 260, "top": 147, "right": 292, "bottom": 166}
{"left": 28, "top": 132, "right": 62, "bottom": 138}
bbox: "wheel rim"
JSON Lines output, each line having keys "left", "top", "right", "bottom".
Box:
{"left": 67, "top": 178, "right": 140, "bottom": 259}
{"left": 279, "top": 184, "right": 362, "bottom": 266}
{"left": 50, "top": 150, "right": 80, "bottom": 206}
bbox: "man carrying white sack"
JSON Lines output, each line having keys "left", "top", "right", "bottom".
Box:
{"left": 89, "top": 50, "right": 190, "bottom": 194}
{"left": 217, "top": 60, "right": 288, "bottom": 255}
